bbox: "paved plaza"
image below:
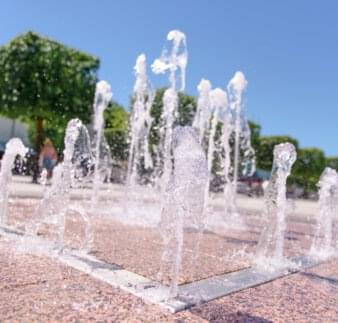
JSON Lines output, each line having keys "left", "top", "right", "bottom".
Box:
{"left": 1, "top": 176, "right": 337, "bottom": 322}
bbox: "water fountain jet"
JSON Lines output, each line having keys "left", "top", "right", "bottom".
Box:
{"left": 159, "top": 126, "right": 208, "bottom": 297}
{"left": 0, "top": 138, "right": 27, "bottom": 225}
{"left": 309, "top": 167, "right": 338, "bottom": 260}
{"left": 91, "top": 80, "right": 113, "bottom": 209}
{"left": 26, "top": 119, "right": 84, "bottom": 251}
{"left": 193, "top": 79, "right": 212, "bottom": 143}
{"left": 227, "top": 72, "right": 255, "bottom": 192}
{"left": 255, "top": 142, "right": 297, "bottom": 271}
{"left": 127, "top": 54, "right": 154, "bottom": 186}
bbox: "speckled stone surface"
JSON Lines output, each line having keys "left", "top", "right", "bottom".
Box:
{"left": 0, "top": 238, "right": 206, "bottom": 322}
{"left": 2, "top": 197, "right": 338, "bottom": 322}
{"left": 1, "top": 237, "right": 338, "bottom": 322}
{"left": 5, "top": 198, "right": 337, "bottom": 285}
{"left": 190, "top": 259, "right": 338, "bottom": 322}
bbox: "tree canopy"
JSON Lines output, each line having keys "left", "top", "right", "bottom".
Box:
{"left": 255, "top": 135, "right": 299, "bottom": 171}
{"left": 326, "top": 157, "right": 338, "bottom": 171}
{"left": 291, "top": 148, "right": 326, "bottom": 193}
{"left": 104, "top": 102, "right": 129, "bottom": 162}
{"left": 148, "top": 88, "right": 197, "bottom": 152}
{"left": 0, "top": 32, "right": 334, "bottom": 193}
{"left": 0, "top": 31, "right": 99, "bottom": 149}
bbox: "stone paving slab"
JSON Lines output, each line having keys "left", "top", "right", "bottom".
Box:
{"left": 0, "top": 238, "right": 205, "bottom": 322}
{"left": 190, "top": 259, "right": 338, "bottom": 322}
{"left": 0, "top": 225, "right": 188, "bottom": 312}
{"left": 1, "top": 224, "right": 338, "bottom": 321}
{"left": 0, "top": 224, "right": 331, "bottom": 314}
{"left": 7, "top": 197, "right": 327, "bottom": 286}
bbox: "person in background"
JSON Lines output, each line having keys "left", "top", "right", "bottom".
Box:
{"left": 39, "top": 138, "right": 58, "bottom": 179}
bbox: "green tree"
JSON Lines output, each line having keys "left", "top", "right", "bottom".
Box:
{"left": 326, "top": 157, "right": 338, "bottom": 171}
{"left": 255, "top": 135, "right": 299, "bottom": 171}
{"left": 104, "top": 102, "right": 129, "bottom": 162}
{"left": 292, "top": 148, "right": 326, "bottom": 193}
{"left": 148, "top": 88, "right": 197, "bottom": 151}
{"left": 0, "top": 31, "right": 99, "bottom": 150}
{"left": 27, "top": 118, "right": 66, "bottom": 152}
{"left": 248, "top": 121, "right": 261, "bottom": 153}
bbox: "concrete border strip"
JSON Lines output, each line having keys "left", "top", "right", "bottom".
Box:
{"left": 0, "top": 225, "right": 327, "bottom": 313}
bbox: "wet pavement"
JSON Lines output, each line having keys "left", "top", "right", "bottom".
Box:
{"left": 6, "top": 197, "right": 327, "bottom": 285}
{"left": 1, "top": 235, "right": 338, "bottom": 322}
{"left": 1, "top": 196, "right": 338, "bottom": 322}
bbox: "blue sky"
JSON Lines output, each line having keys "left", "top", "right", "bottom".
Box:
{"left": 0, "top": 0, "right": 338, "bottom": 155}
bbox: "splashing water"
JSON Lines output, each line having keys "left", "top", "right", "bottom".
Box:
{"left": 206, "top": 88, "right": 244, "bottom": 228}
{"left": 39, "top": 168, "right": 48, "bottom": 186}
{"left": 27, "top": 119, "right": 83, "bottom": 250}
{"left": 206, "top": 88, "right": 224, "bottom": 177}
{"left": 309, "top": 167, "right": 338, "bottom": 260}
{"left": 227, "top": 71, "right": 255, "bottom": 191}
{"left": 192, "top": 79, "right": 212, "bottom": 143}
{"left": 72, "top": 123, "right": 94, "bottom": 185}
{"left": 160, "top": 126, "right": 208, "bottom": 297}
{"left": 91, "top": 80, "right": 113, "bottom": 209}
{"left": 127, "top": 54, "right": 154, "bottom": 186}
{"left": 255, "top": 143, "right": 297, "bottom": 271}
{"left": 151, "top": 30, "right": 187, "bottom": 91}
{"left": 159, "top": 89, "right": 179, "bottom": 191}
{"left": 219, "top": 91, "right": 243, "bottom": 227}
{"left": 152, "top": 30, "right": 188, "bottom": 189}
{"left": 0, "top": 138, "right": 27, "bottom": 225}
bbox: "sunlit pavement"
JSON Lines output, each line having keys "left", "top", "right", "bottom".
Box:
{"left": 1, "top": 235, "right": 338, "bottom": 322}
{"left": 2, "top": 176, "right": 338, "bottom": 321}
{"left": 9, "top": 175, "right": 320, "bottom": 220}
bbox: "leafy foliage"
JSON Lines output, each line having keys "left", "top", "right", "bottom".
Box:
{"left": 0, "top": 31, "right": 99, "bottom": 148}
{"left": 248, "top": 121, "right": 261, "bottom": 152}
{"left": 326, "top": 157, "right": 338, "bottom": 171}
{"left": 255, "top": 135, "right": 299, "bottom": 171}
{"left": 148, "top": 88, "right": 197, "bottom": 152}
{"left": 104, "top": 102, "right": 129, "bottom": 161}
{"left": 291, "top": 148, "right": 326, "bottom": 193}
{"left": 27, "top": 118, "right": 65, "bottom": 152}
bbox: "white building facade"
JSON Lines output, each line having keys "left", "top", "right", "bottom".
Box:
{"left": 0, "top": 116, "right": 30, "bottom": 152}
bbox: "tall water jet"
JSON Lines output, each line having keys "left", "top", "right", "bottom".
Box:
{"left": 27, "top": 119, "right": 83, "bottom": 250}
{"left": 152, "top": 30, "right": 187, "bottom": 91}
{"left": 255, "top": 143, "right": 297, "bottom": 271}
{"left": 91, "top": 81, "right": 113, "bottom": 208}
{"left": 227, "top": 72, "right": 255, "bottom": 192}
{"left": 206, "top": 89, "right": 243, "bottom": 227}
{"left": 72, "top": 123, "right": 94, "bottom": 184}
{"left": 127, "top": 54, "right": 154, "bottom": 186}
{"left": 206, "top": 89, "right": 222, "bottom": 181}
{"left": 309, "top": 167, "right": 338, "bottom": 259}
{"left": 219, "top": 91, "right": 241, "bottom": 226}
{"left": 160, "top": 126, "right": 208, "bottom": 297}
{"left": 0, "top": 138, "right": 27, "bottom": 225}
{"left": 193, "top": 79, "right": 212, "bottom": 143}
{"left": 152, "top": 30, "right": 187, "bottom": 189}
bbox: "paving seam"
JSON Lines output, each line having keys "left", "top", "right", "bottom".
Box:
{"left": 0, "top": 225, "right": 331, "bottom": 313}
